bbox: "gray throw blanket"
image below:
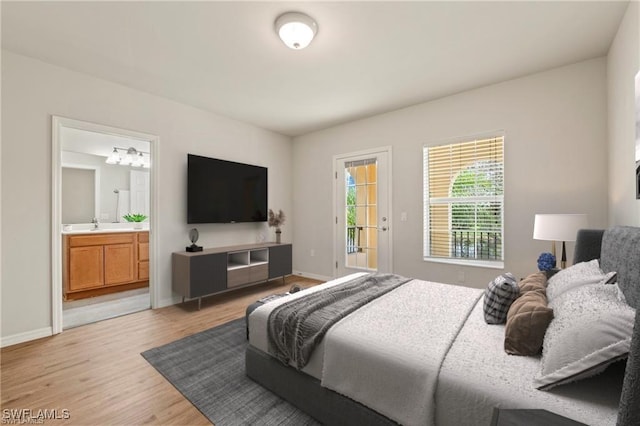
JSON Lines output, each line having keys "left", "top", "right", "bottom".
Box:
{"left": 267, "top": 273, "right": 412, "bottom": 369}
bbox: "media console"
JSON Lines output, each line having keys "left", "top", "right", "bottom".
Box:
{"left": 172, "top": 242, "right": 292, "bottom": 309}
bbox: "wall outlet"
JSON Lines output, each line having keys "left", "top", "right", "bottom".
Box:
{"left": 310, "top": 249, "right": 315, "bottom": 257}
{"left": 400, "top": 212, "right": 407, "bottom": 222}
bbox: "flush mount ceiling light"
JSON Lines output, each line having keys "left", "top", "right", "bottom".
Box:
{"left": 274, "top": 12, "right": 318, "bottom": 50}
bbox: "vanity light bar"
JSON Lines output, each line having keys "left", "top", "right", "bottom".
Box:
{"left": 105, "top": 146, "right": 150, "bottom": 168}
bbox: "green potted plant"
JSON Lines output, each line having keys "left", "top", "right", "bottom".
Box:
{"left": 123, "top": 213, "right": 148, "bottom": 229}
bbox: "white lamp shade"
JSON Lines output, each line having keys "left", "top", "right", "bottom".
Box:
{"left": 533, "top": 214, "right": 588, "bottom": 242}
{"left": 275, "top": 12, "right": 318, "bottom": 50}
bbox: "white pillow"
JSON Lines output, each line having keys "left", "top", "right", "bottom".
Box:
{"left": 534, "top": 283, "right": 635, "bottom": 390}
{"left": 546, "top": 259, "right": 616, "bottom": 304}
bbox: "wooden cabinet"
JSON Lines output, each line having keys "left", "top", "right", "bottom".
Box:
{"left": 63, "top": 231, "right": 149, "bottom": 300}
{"left": 104, "top": 243, "right": 135, "bottom": 285}
{"left": 138, "top": 232, "right": 149, "bottom": 280}
{"left": 172, "top": 243, "right": 292, "bottom": 309}
{"left": 69, "top": 245, "right": 104, "bottom": 290}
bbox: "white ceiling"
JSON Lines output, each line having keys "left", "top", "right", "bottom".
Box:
{"left": 1, "top": 1, "right": 629, "bottom": 137}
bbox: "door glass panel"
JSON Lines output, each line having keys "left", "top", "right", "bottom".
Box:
{"left": 344, "top": 158, "right": 378, "bottom": 270}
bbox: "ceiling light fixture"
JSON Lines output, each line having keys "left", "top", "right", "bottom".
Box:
{"left": 274, "top": 12, "right": 318, "bottom": 50}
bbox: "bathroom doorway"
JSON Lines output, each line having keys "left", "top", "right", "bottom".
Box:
{"left": 52, "top": 117, "right": 158, "bottom": 332}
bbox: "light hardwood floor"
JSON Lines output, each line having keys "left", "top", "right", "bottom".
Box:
{"left": 1, "top": 276, "right": 322, "bottom": 425}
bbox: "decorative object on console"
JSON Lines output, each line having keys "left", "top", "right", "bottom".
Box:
{"left": 268, "top": 209, "right": 286, "bottom": 244}
{"left": 537, "top": 252, "right": 556, "bottom": 272}
{"left": 533, "top": 214, "right": 588, "bottom": 268}
{"left": 186, "top": 228, "right": 202, "bottom": 252}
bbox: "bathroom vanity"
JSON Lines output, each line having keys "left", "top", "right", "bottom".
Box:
{"left": 62, "top": 230, "right": 149, "bottom": 300}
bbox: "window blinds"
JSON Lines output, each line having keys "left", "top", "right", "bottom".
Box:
{"left": 423, "top": 136, "right": 504, "bottom": 262}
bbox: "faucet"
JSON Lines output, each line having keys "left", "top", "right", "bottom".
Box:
{"left": 92, "top": 217, "right": 99, "bottom": 229}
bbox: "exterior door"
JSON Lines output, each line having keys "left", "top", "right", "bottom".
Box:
{"left": 335, "top": 148, "right": 391, "bottom": 277}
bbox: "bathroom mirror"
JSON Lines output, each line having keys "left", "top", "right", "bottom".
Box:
{"left": 61, "top": 127, "right": 150, "bottom": 224}
{"left": 61, "top": 165, "right": 98, "bottom": 223}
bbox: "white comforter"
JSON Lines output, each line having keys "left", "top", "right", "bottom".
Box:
{"left": 321, "top": 279, "right": 481, "bottom": 426}
{"left": 250, "top": 274, "right": 481, "bottom": 426}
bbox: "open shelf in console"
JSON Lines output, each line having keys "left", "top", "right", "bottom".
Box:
{"left": 227, "top": 248, "right": 269, "bottom": 270}
{"left": 227, "top": 251, "right": 249, "bottom": 270}
{"left": 250, "top": 248, "right": 269, "bottom": 265}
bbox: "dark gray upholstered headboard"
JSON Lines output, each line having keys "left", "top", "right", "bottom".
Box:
{"left": 574, "top": 227, "right": 640, "bottom": 310}
{"left": 573, "top": 227, "right": 640, "bottom": 425}
{"left": 600, "top": 227, "right": 640, "bottom": 311}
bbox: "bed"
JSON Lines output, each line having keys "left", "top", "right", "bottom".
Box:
{"left": 246, "top": 226, "right": 640, "bottom": 425}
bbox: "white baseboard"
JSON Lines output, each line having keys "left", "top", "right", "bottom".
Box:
{"left": 292, "top": 270, "right": 332, "bottom": 282}
{"left": 1, "top": 327, "right": 53, "bottom": 348}
{"left": 157, "top": 296, "right": 182, "bottom": 309}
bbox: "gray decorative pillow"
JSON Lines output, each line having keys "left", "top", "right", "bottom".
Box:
{"left": 546, "top": 259, "right": 617, "bottom": 304}
{"left": 483, "top": 273, "right": 519, "bottom": 324}
{"left": 534, "top": 283, "right": 635, "bottom": 390}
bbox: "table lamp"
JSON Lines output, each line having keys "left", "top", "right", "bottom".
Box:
{"left": 533, "top": 214, "right": 588, "bottom": 268}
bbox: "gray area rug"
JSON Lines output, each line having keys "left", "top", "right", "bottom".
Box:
{"left": 142, "top": 318, "right": 320, "bottom": 426}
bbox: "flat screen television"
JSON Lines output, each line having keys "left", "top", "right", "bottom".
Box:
{"left": 187, "top": 154, "right": 268, "bottom": 224}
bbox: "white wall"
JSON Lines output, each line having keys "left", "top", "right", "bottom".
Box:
{"left": 607, "top": 1, "right": 640, "bottom": 226}
{"left": 1, "top": 51, "right": 292, "bottom": 343}
{"left": 292, "top": 59, "right": 609, "bottom": 288}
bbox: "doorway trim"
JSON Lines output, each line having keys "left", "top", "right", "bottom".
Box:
{"left": 333, "top": 146, "right": 393, "bottom": 278}
{"left": 51, "top": 116, "right": 160, "bottom": 334}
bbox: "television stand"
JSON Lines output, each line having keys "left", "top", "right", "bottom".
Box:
{"left": 172, "top": 242, "right": 292, "bottom": 310}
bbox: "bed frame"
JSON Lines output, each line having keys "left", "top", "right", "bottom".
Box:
{"left": 246, "top": 226, "right": 640, "bottom": 425}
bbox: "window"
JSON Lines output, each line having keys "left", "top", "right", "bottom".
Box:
{"left": 423, "top": 134, "right": 504, "bottom": 267}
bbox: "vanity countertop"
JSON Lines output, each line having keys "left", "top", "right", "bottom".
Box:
{"left": 62, "top": 228, "right": 148, "bottom": 235}
{"left": 62, "top": 224, "right": 149, "bottom": 234}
